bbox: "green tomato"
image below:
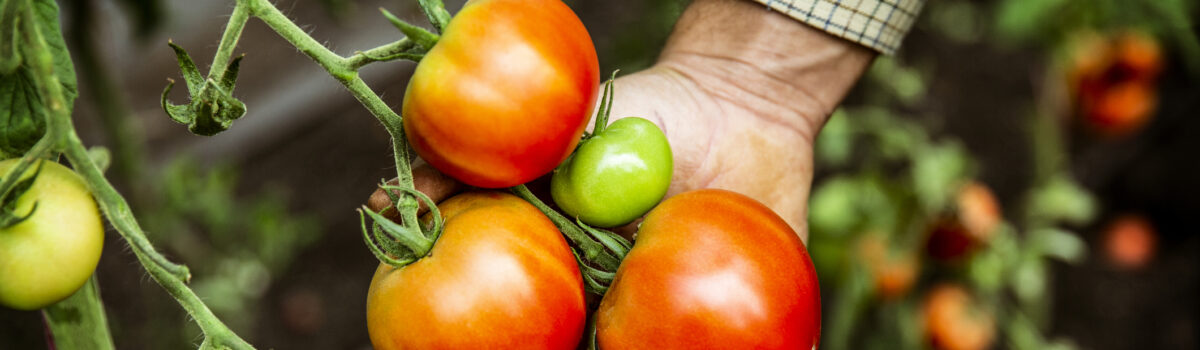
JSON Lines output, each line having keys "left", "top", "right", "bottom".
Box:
{"left": 0, "top": 159, "right": 104, "bottom": 310}
{"left": 551, "top": 117, "right": 672, "bottom": 228}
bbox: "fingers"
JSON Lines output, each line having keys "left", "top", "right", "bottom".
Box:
{"left": 366, "top": 159, "right": 463, "bottom": 223}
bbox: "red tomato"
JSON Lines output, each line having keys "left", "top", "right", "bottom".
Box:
{"left": 402, "top": 0, "right": 599, "bottom": 188}
{"left": 595, "top": 189, "right": 821, "bottom": 349}
{"left": 1103, "top": 214, "right": 1157, "bottom": 269}
{"left": 366, "top": 191, "right": 586, "bottom": 349}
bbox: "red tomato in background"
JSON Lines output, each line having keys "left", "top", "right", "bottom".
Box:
{"left": 402, "top": 0, "right": 599, "bottom": 188}
{"left": 366, "top": 192, "right": 586, "bottom": 349}
{"left": 595, "top": 189, "right": 821, "bottom": 349}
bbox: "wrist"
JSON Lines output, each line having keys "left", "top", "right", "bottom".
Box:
{"left": 655, "top": 0, "right": 875, "bottom": 134}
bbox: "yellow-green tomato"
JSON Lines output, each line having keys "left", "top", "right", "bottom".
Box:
{"left": 0, "top": 159, "right": 104, "bottom": 310}
{"left": 551, "top": 117, "right": 672, "bottom": 228}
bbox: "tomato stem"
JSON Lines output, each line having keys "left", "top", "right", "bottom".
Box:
{"left": 510, "top": 184, "right": 628, "bottom": 295}
{"left": 589, "top": 70, "right": 619, "bottom": 137}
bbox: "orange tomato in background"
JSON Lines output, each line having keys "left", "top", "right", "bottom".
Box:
{"left": 923, "top": 284, "right": 995, "bottom": 350}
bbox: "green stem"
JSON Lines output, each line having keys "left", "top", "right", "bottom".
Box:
{"left": 509, "top": 185, "right": 620, "bottom": 271}
{"left": 69, "top": 0, "right": 147, "bottom": 203}
{"left": 207, "top": 3, "right": 250, "bottom": 79}
{"left": 345, "top": 38, "right": 419, "bottom": 69}
{"left": 249, "top": 0, "right": 422, "bottom": 231}
{"left": 43, "top": 276, "right": 115, "bottom": 350}
{"left": 247, "top": 0, "right": 357, "bottom": 82}
{"left": 21, "top": 3, "right": 251, "bottom": 349}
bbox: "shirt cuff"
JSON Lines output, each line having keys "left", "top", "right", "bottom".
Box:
{"left": 750, "top": 0, "right": 925, "bottom": 55}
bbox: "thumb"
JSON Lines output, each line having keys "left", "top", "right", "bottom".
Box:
{"left": 366, "top": 159, "right": 463, "bottom": 223}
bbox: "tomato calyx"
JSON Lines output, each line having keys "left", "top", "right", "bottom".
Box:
{"left": 510, "top": 184, "right": 630, "bottom": 295}
{"left": 359, "top": 182, "right": 445, "bottom": 267}
{"left": 0, "top": 158, "right": 43, "bottom": 229}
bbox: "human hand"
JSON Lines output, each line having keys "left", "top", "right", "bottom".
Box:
{"left": 368, "top": 0, "right": 874, "bottom": 243}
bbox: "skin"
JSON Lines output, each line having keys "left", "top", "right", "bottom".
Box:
{"left": 0, "top": 159, "right": 104, "bottom": 310}
{"left": 595, "top": 189, "right": 821, "bottom": 349}
{"left": 372, "top": 0, "right": 876, "bottom": 242}
{"left": 366, "top": 191, "right": 586, "bottom": 350}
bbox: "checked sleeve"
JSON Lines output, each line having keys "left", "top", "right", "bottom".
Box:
{"left": 750, "top": 0, "right": 925, "bottom": 55}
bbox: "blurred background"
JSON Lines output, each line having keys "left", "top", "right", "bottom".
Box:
{"left": 0, "top": 0, "right": 1197, "bottom": 349}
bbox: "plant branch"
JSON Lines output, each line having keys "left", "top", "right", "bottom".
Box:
{"left": 20, "top": 2, "right": 251, "bottom": 348}
{"left": 345, "top": 38, "right": 419, "bottom": 69}
{"left": 509, "top": 185, "right": 621, "bottom": 271}
{"left": 207, "top": 3, "right": 250, "bottom": 79}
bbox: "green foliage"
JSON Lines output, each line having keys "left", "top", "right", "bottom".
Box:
{"left": 142, "top": 158, "right": 322, "bottom": 333}
{"left": 0, "top": 0, "right": 76, "bottom": 159}
{"left": 992, "top": 0, "right": 1199, "bottom": 71}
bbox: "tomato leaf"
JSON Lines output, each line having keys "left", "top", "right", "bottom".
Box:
{"left": 0, "top": 0, "right": 22, "bottom": 73}
{"left": 0, "top": 70, "right": 47, "bottom": 159}
{"left": 0, "top": 0, "right": 77, "bottom": 159}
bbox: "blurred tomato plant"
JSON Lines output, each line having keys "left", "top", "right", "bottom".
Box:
{"left": 811, "top": 0, "right": 1195, "bottom": 349}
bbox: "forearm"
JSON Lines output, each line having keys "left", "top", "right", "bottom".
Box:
{"left": 656, "top": 0, "right": 876, "bottom": 135}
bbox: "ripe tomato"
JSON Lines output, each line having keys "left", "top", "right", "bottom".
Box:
{"left": 551, "top": 117, "right": 672, "bottom": 228}
{"left": 1067, "top": 30, "right": 1162, "bottom": 137}
{"left": 927, "top": 181, "right": 1001, "bottom": 261}
{"left": 857, "top": 234, "right": 918, "bottom": 300}
{"left": 595, "top": 189, "right": 821, "bottom": 349}
{"left": 402, "top": 0, "right": 599, "bottom": 188}
{"left": 1102, "top": 214, "right": 1157, "bottom": 269}
{"left": 0, "top": 159, "right": 104, "bottom": 310}
{"left": 366, "top": 191, "right": 586, "bottom": 349}
{"left": 923, "top": 284, "right": 995, "bottom": 350}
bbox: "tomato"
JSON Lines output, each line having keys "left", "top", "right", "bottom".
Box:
{"left": 595, "top": 189, "right": 820, "bottom": 349}
{"left": 1067, "top": 30, "right": 1162, "bottom": 137}
{"left": 1103, "top": 214, "right": 1157, "bottom": 269}
{"left": 923, "top": 284, "right": 995, "bottom": 350}
{"left": 402, "top": 0, "right": 599, "bottom": 188}
{"left": 857, "top": 234, "right": 918, "bottom": 300}
{"left": 0, "top": 159, "right": 104, "bottom": 310}
{"left": 551, "top": 117, "right": 672, "bottom": 228}
{"left": 366, "top": 191, "right": 586, "bottom": 349}
{"left": 927, "top": 181, "right": 1001, "bottom": 261}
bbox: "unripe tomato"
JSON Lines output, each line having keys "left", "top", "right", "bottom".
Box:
{"left": 366, "top": 191, "right": 586, "bottom": 349}
{"left": 596, "top": 189, "right": 821, "bottom": 349}
{"left": 402, "top": 0, "right": 599, "bottom": 188}
{"left": 0, "top": 159, "right": 104, "bottom": 310}
{"left": 551, "top": 117, "right": 672, "bottom": 228}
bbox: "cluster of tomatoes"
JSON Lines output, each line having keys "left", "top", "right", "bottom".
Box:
{"left": 1065, "top": 30, "right": 1163, "bottom": 137}
{"left": 365, "top": 0, "right": 821, "bottom": 349}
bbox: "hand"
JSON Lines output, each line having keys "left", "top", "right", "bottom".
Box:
{"left": 369, "top": 0, "right": 875, "bottom": 243}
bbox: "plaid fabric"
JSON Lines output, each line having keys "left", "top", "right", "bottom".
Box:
{"left": 753, "top": 0, "right": 925, "bottom": 55}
